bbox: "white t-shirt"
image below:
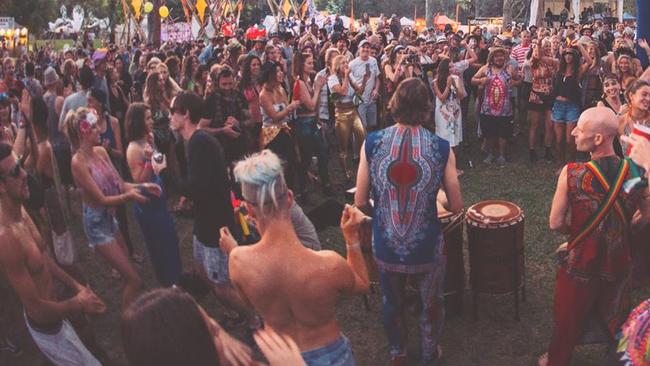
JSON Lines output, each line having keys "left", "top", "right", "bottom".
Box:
{"left": 348, "top": 57, "right": 380, "bottom": 103}
{"left": 327, "top": 74, "right": 355, "bottom": 103}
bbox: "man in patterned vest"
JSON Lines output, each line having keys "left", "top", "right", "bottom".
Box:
{"left": 355, "top": 78, "right": 463, "bottom": 366}
{"left": 541, "top": 107, "right": 650, "bottom": 366}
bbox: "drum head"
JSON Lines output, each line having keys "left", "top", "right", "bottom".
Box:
{"left": 466, "top": 200, "right": 523, "bottom": 227}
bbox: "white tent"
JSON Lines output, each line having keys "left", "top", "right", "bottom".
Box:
{"left": 400, "top": 17, "right": 415, "bottom": 27}
{"left": 529, "top": 0, "right": 625, "bottom": 26}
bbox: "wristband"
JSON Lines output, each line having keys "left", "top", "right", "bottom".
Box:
{"left": 346, "top": 242, "right": 361, "bottom": 251}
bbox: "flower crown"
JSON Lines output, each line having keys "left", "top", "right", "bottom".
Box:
{"left": 79, "top": 111, "right": 98, "bottom": 134}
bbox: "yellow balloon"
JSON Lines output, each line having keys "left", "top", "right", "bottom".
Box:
{"left": 144, "top": 2, "right": 154, "bottom": 13}
{"left": 159, "top": 5, "right": 169, "bottom": 18}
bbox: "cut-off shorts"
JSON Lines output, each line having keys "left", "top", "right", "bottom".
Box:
{"left": 82, "top": 205, "right": 119, "bottom": 248}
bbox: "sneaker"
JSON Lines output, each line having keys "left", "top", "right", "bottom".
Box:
{"left": 483, "top": 154, "right": 495, "bottom": 164}
{"left": 496, "top": 156, "right": 507, "bottom": 167}
{"left": 529, "top": 150, "right": 538, "bottom": 163}
{"left": 0, "top": 337, "right": 22, "bottom": 356}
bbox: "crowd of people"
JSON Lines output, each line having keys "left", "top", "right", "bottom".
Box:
{"left": 1, "top": 11, "right": 650, "bottom": 366}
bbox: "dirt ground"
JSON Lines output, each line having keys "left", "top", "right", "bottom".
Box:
{"left": 3, "top": 110, "right": 650, "bottom": 366}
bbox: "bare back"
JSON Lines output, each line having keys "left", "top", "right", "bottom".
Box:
{"left": 230, "top": 239, "right": 354, "bottom": 351}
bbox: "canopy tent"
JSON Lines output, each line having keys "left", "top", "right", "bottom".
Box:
{"left": 400, "top": 17, "right": 414, "bottom": 27}
{"left": 528, "top": 0, "right": 625, "bottom": 26}
{"left": 433, "top": 14, "right": 458, "bottom": 31}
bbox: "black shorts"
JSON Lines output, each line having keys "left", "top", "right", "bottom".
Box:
{"left": 480, "top": 114, "right": 514, "bottom": 139}
{"left": 527, "top": 102, "right": 552, "bottom": 112}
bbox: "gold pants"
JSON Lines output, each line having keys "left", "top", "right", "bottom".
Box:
{"left": 335, "top": 107, "right": 366, "bottom": 172}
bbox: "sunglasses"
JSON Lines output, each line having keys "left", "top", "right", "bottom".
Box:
{"left": 0, "top": 155, "right": 25, "bottom": 180}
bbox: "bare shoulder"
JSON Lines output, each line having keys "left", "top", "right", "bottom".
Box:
{"left": 314, "top": 250, "right": 348, "bottom": 269}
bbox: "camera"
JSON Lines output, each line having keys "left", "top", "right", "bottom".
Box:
{"left": 405, "top": 53, "right": 419, "bottom": 65}
{"left": 153, "top": 152, "right": 164, "bottom": 164}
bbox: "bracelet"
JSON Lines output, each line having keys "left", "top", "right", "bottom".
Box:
{"left": 346, "top": 242, "right": 361, "bottom": 251}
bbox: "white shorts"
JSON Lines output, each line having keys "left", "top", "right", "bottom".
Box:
{"left": 25, "top": 312, "right": 100, "bottom": 366}
{"left": 193, "top": 236, "right": 230, "bottom": 284}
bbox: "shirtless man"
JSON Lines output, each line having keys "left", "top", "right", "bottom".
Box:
{"left": 220, "top": 149, "right": 369, "bottom": 365}
{"left": 0, "top": 142, "right": 107, "bottom": 366}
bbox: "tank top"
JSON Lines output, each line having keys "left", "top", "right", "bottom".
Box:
{"left": 296, "top": 79, "right": 315, "bottom": 116}
{"left": 44, "top": 93, "right": 66, "bottom": 146}
{"left": 365, "top": 125, "right": 450, "bottom": 273}
{"left": 87, "top": 154, "right": 122, "bottom": 198}
{"left": 261, "top": 103, "right": 289, "bottom": 127}
{"left": 480, "top": 66, "right": 513, "bottom": 117}
{"left": 555, "top": 73, "right": 582, "bottom": 106}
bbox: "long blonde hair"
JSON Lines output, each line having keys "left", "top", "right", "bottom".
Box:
{"left": 331, "top": 55, "right": 347, "bottom": 78}
{"left": 63, "top": 107, "right": 93, "bottom": 150}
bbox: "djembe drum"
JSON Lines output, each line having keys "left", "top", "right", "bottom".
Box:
{"left": 437, "top": 203, "right": 465, "bottom": 316}
{"left": 466, "top": 200, "right": 525, "bottom": 320}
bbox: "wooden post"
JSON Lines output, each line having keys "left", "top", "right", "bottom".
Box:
{"left": 639, "top": 0, "right": 650, "bottom": 67}
{"left": 152, "top": 0, "right": 161, "bottom": 46}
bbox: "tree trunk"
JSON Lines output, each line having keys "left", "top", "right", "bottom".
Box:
{"left": 109, "top": 0, "right": 116, "bottom": 44}
{"left": 639, "top": 0, "right": 650, "bottom": 67}
{"left": 152, "top": 0, "right": 161, "bottom": 46}
{"left": 503, "top": 0, "right": 528, "bottom": 25}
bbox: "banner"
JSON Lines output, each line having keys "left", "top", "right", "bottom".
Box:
{"left": 282, "top": 0, "right": 292, "bottom": 17}
{"left": 162, "top": 22, "right": 192, "bottom": 42}
{"left": 196, "top": 0, "right": 208, "bottom": 23}
{"left": 180, "top": 0, "right": 191, "bottom": 23}
{"left": 131, "top": 0, "right": 142, "bottom": 20}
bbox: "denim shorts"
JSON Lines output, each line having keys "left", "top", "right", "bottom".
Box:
{"left": 193, "top": 236, "right": 230, "bottom": 284}
{"left": 301, "top": 335, "right": 356, "bottom": 366}
{"left": 82, "top": 205, "right": 119, "bottom": 247}
{"left": 551, "top": 100, "right": 580, "bottom": 123}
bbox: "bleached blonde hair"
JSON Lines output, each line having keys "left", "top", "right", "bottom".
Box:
{"left": 233, "top": 150, "right": 289, "bottom": 219}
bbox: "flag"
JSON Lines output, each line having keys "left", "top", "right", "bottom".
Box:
{"left": 196, "top": 0, "right": 208, "bottom": 23}
{"left": 131, "top": 0, "right": 142, "bottom": 20}
{"left": 299, "top": 0, "right": 308, "bottom": 18}
{"left": 282, "top": 0, "right": 293, "bottom": 17}
{"left": 180, "top": 0, "right": 191, "bottom": 23}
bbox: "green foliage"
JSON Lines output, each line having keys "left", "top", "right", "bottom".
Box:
{"left": 4, "top": 0, "right": 58, "bottom": 34}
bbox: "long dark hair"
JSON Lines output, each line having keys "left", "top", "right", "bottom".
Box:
{"left": 239, "top": 54, "right": 261, "bottom": 91}
{"left": 259, "top": 61, "right": 281, "bottom": 90}
{"left": 121, "top": 288, "right": 220, "bottom": 366}
{"left": 559, "top": 48, "right": 581, "bottom": 76}
{"left": 125, "top": 102, "right": 149, "bottom": 143}
{"left": 436, "top": 59, "right": 451, "bottom": 93}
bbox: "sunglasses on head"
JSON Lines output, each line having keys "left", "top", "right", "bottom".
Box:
{"left": 0, "top": 155, "right": 25, "bottom": 180}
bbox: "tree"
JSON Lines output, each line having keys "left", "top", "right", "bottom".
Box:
{"left": 503, "top": 0, "right": 527, "bottom": 25}
{"left": 5, "top": 0, "right": 58, "bottom": 34}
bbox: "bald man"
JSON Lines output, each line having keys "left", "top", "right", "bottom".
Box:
{"left": 540, "top": 108, "right": 650, "bottom": 366}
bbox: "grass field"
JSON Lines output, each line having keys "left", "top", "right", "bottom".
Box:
{"left": 2, "top": 104, "right": 649, "bottom": 366}
{"left": 33, "top": 39, "right": 103, "bottom": 51}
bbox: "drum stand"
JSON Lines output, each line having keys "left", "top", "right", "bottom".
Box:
{"left": 470, "top": 229, "right": 526, "bottom": 321}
